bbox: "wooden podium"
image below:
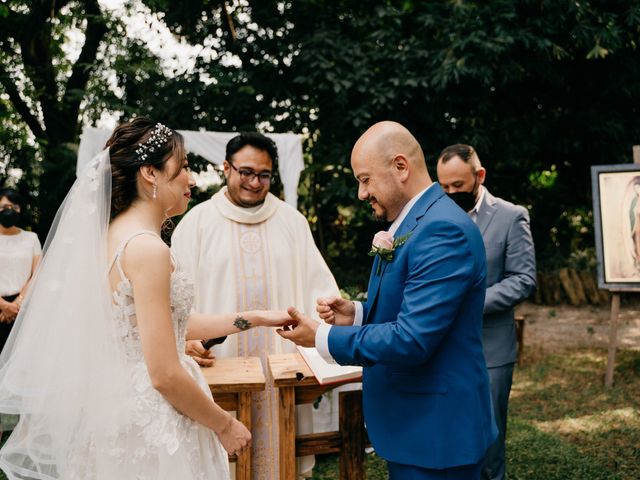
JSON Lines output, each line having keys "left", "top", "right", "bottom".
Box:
{"left": 268, "top": 353, "right": 367, "bottom": 480}
{"left": 201, "top": 356, "right": 265, "bottom": 480}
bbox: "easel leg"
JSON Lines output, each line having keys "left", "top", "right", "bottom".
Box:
{"left": 605, "top": 293, "right": 621, "bottom": 388}
{"left": 339, "top": 390, "right": 365, "bottom": 480}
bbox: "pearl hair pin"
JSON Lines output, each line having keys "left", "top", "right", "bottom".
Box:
{"left": 135, "top": 123, "right": 173, "bottom": 162}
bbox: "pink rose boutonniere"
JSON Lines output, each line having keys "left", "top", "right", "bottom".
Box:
{"left": 368, "top": 231, "right": 412, "bottom": 275}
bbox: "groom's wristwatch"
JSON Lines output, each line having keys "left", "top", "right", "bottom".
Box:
{"left": 201, "top": 337, "right": 227, "bottom": 349}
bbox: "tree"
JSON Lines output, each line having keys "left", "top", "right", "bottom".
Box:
{"left": 2, "top": 0, "right": 639, "bottom": 289}
{"left": 142, "top": 0, "right": 640, "bottom": 286}
{"left": 0, "top": 0, "right": 111, "bottom": 233}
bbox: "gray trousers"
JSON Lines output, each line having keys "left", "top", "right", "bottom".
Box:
{"left": 481, "top": 363, "right": 514, "bottom": 480}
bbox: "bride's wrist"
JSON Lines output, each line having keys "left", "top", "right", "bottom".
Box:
{"left": 215, "top": 414, "right": 234, "bottom": 435}
{"left": 234, "top": 312, "right": 256, "bottom": 330}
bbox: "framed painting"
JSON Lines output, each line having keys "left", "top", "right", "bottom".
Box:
{"left": 591, "top": 164, "right": 640, "bottom": 290}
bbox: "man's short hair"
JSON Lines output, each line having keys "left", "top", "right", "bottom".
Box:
{"left": 225, "top": 132, "right": 279, "bottom": 168}
{"left": 438, "top": 144, "right": 482, "bottom": 171}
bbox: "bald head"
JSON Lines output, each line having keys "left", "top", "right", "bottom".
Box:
{"left": 353, "top": 121, "right": 427, "bottom": 173}
{"left": 351, "top": 121, "right": 432, "bottom": 221}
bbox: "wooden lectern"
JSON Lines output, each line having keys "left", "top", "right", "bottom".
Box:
{"left": 201, "top": 356, "right": 265, "bottom": 480}
{"left": 268, "top": 353, "right": 367, "bottom": 480}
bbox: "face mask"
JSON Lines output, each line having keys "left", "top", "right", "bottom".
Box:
{"left": 446, "top": 177, "right": 479, "bottom": 212}
{"left": 0, "top": 209, "right": 20, "bottom": 228}
{"left": 447, "top": 191, "right": 477, "bottom": 212}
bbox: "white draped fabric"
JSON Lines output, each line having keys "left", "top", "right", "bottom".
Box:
{"left": 77, "top": 127, "right": 305, "bottom": 207}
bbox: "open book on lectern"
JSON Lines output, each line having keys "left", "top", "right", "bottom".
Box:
{"left": 297, "top": 346, "right": 362, "bottom": 385}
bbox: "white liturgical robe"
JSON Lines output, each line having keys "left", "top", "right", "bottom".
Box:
{"left": 172, "top": 187, "right": 340, "bottom": 479}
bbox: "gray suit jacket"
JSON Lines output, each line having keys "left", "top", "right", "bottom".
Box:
{"left": 476, "top": 189, "right": 536, "bottom": 368}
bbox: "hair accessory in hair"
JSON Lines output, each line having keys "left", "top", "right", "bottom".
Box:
{"left": 135, "top": 123, "right": 173, "bottom": 162}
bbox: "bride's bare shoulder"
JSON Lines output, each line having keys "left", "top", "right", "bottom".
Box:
{"left": 124, "top": 233, "right": 167, "bottom": 261}
{"left": 108, "top": 224, "right": 169, "bottom": 273}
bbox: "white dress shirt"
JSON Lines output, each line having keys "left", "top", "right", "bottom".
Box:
{"left": 468, "top": 185, "right": 486, "bottom": 224}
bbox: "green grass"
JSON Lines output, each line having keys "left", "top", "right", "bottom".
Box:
{"left": 1, "top": 348, "right": 638, "bottom": 480}
{"left": 506, "top": 347, "right": 640, "bottom": 480}
{"left": 311, "top": 452, "right": 388, "bottom": 479}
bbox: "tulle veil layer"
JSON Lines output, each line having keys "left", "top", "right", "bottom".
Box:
{"left": 0, "top": 150, "right": 131, "bottom": 478}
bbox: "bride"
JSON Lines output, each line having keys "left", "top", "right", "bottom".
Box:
{"left": 0, "top": 118, "right": 293, "bottom": 479}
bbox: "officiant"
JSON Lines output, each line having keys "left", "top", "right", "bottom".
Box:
{"left": 171, "top": 132, "right": 340, "bottom": 479}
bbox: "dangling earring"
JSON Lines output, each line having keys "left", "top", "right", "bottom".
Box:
{"left": 152, "top": 183, "right": 157, "bottom": 199}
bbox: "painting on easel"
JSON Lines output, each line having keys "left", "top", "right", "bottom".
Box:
{"left": 591, "top": 164, "right": 640, "bottom": 289}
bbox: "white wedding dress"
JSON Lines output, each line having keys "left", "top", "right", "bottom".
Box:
{"left": 62, "top": 231, "right": 231, "bottom": 479}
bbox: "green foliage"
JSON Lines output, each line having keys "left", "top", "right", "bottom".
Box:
{"left": 138, "top": 0, "right": 640, "bottom": 287}
{"left": 529, "top": 165, "right": 558, "bottom": 190}
{"left": 2, "top": 0, "right": 640, "bottom": 285}
{"left": 0, "top": 0, "right": 109, "bottom": 235}
{"left": 0, "top": 99, "right": 41, "bottom": 226}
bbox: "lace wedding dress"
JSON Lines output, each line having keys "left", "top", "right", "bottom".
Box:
{"left": 62, "top": 231, "right": 231, "bottom": 479}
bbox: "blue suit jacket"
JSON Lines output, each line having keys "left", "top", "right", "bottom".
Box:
{"left": 328, "top": 184, "right": 497, "bottom": 469}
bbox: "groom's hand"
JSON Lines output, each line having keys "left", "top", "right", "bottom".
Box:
{"left": 276, "top": 307, "right": 318, "bottom": 347}
{"left": 316, "top": 296, "right": 355, "bottom": 326}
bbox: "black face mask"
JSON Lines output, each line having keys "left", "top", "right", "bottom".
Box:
{"left": 0, "top": 209, "right": 20, "bottom": 228}
{"left": 446, "top": 177, "right": 479, "bottom": 212}
{"left": 447, "top": 191, "right": 477, "bottom": 212}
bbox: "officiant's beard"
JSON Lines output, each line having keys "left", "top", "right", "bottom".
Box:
{"left": 237, "top": 196, "right": 265, "bottom": 208}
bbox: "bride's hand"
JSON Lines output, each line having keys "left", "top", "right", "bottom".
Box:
{"left": 185, "top": 339, "right": 215, "bottom": 367}
{"left": 251, "top": 310, "right": 299, "bottom": 328}
{"left": 216, "top": 416, "right": 251, "bottom": 456}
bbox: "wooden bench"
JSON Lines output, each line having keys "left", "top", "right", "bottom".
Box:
{"left": 268, "top": 353, "right": 367, "bottom": 480}
{"left": 201, "top": 356, "right": 265, "bottom": 480}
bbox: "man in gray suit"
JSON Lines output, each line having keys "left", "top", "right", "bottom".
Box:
{"left": 436, "top": 144, "right": 536, "bottom": 480}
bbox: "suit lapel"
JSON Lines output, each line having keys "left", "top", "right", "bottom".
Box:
{"left": 365, "top": 183, "right": 445, "bottom": 323}
{"left": 475, "top": 189, "right": 498, "bottom": 235}
{"left": 396, "top": 183, "right": 445, "bottom": 236}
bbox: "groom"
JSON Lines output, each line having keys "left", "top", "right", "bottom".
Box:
{"left": 279, "top": 121, "right": 497, "bottom": 479}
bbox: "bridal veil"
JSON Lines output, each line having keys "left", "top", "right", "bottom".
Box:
{"left": 0, "top": 149, "right": 130, "bottom": 478}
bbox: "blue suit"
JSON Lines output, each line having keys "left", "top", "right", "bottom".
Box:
{"left": 328, "top": 184, "right": 497, "bottom": 473}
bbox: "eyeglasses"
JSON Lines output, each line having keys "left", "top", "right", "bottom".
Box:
{"left": 0, "top": 204, "right": 19, "bottom": 212}
{"left": 228, "top": 162, "right": 273, "bottom": 185}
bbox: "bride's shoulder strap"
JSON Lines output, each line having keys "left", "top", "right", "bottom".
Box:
{"left": 108, "top": 230, "right": 162, "bottom": 280}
